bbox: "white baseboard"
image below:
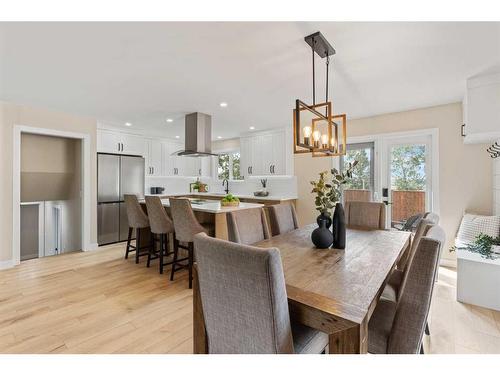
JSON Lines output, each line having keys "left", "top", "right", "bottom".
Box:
{"left": 84, "top": 242, "right": 99, "bottom": 252}
{"left": 440, "top": 258, "right": 457, "bottom": 269}
{"left": 0, "top": 259, "right": 15, "bottom": 270}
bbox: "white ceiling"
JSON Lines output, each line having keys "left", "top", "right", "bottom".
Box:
{"left": 0, "top": 22, "right": 499, "bottom": 140}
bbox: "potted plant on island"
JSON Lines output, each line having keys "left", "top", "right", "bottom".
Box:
{"left": 221, "top": 193, "right": 240, "bottom": 207}
{"left": 310, "top": 160, "right": 358, "bottom": 249}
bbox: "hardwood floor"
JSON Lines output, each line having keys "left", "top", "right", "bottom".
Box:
{"left": 1, "top": 242, "right": 499, "bottom": 354}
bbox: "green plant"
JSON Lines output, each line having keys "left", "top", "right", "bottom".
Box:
{"left": 222, "top": 193, "right": 239, "bottom": 203}
{"left": 310, "top": 161, "right": 358, "bottom": 217}
{"left": 451, "top": 233, "right": 500, "bottom": 260}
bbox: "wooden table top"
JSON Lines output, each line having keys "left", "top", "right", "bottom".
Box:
{"left": 254, "top": 224, "right": 411, "bottom": 325}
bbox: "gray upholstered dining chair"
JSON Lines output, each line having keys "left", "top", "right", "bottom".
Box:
{"left": 144, "top": 196, "right": 175, "bottom": 274}
{"left": 169, "top": 198, "right": 213, "bottom": 288}
{"left": 423, "top": 212, "right": 440, "bottom": 225}
{"left": 124, "top": 194, "right": 151, "bottom": 264}
{"left": 193, "top": 232, "right": 329, "bottom": 354}
{"left": 368, "top": 225, "right": 445, "bottom": 354}
{"left": 267, "top": 203, "right": 299, "bottom": 236}
{"left": 344, "top": 201, "right": 386, "bottom": 230}
{"left": 227, "top": 208, "right": 270, "bottom": 245}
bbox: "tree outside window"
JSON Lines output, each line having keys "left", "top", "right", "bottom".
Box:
{"left": 390, "top": 145, "right": 426, "bottom": 191}
{"left": 218, "top": 151, "right": 242, "bottom": 180}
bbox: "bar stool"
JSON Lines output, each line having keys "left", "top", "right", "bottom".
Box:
{"left": 144, "top": 196, "right": 176, "bottom": 274}
{"left": 169, "top": 198, "right": 212, "bottom": 289}
{"left": 124, "top": 194, "right": 151, "bottom": 264}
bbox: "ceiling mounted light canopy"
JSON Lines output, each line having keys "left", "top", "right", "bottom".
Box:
{"left": 293, "top": 31, "right": 347, "bottom": 157}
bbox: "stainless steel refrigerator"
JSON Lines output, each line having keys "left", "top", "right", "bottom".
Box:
{"left": 97, "top": 153, "right": 145, "bottom": 245}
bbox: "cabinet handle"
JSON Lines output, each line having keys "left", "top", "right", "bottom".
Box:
{"left": 118, "top": 143, "right": 120, "bottom": 152}
{"left": 199, "top": 169, "right": 201, "bottom": 176}
{"left": 269, "top": 165, "right": 272, "bottom": 174}
{"left": 272, "top": 165, "right": 275, "bottom": 174}
{"left": 461, "top": 123, "right": 466, "bottom": 137}
{"left": 152, "top": 167, "right": 154, "bottom": 175}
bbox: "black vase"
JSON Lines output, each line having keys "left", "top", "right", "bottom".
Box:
{"left": 332, "top": 203, "right": 346, "bottom": 249}
{"left": 311, "top": 216, "right": 334, "bottom": 249}
{"left": 316, "top": 213, "right": 332, "bottom": 228}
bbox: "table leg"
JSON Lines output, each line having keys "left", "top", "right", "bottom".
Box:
{"left": 327, "top": 320, "right": 368, "bottom": 354}
{"left": 214, "top": 212, "right": 228, "bottom": 240}
{"left": 193, "top": 265, "right": 208, "bottom": 354}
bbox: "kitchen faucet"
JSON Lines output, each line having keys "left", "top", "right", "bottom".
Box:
{"left": 222, "top": 178, "right": 229, "bottom": 194}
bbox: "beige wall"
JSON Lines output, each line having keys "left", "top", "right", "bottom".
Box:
{"left": 295, "top": 102, "right": 492, "bottom": 264}
{"left": 0, "top": 101, "right": 97, "bottom": 264}
{"left": 21, "top": 133, "right": 81, "bottom": 202}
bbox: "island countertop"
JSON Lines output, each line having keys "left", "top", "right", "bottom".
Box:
{"left": 140, "top": 198, "right": 264, "bottom": 214}
{"left": 145, "top": 192, "right": 297, "bottom": 202}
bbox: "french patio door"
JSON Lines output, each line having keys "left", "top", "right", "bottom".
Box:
{"left": 382, "top": 135, "right": 433, "bottom": 229}
{"left": 340, "top": 132, "right": 435, "bottom": 230}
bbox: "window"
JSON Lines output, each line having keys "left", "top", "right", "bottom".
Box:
{"left": 217, "top": 151, "right": 242, "bottom": 180}
{"left": 340, "top": 142, "right": 375, "bottom": 202}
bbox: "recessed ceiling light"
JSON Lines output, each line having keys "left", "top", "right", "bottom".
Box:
{"left": 217, "top": 136, "right": 223, "bottom": 139}
{"left": 249, "top": 126, "right": 255, "bottom": 130}
{"left": 125, "top": 122, "right": 132, "bottom": 127}
{"left": 175, "top": 135, "right": 180, "bottom": 139}
{"left": 219, "top": 102, "right": 228, "bottom": 108}
{"left": 166, "top": 118, "right": 173, "bottom": 123}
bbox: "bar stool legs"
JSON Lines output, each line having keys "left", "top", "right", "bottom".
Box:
{"left": 170, "top": 238, "right": 194, "bottom": 289}
{"left": 125, "top": 227, "right": 134, "bottom": 259}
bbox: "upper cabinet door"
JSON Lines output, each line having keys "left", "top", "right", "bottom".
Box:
{"left": 271, "top": 131, "right": 286, "bottom": 175}
{"left": 97, "top": 130, "right": 121, "bottom": 153}
{"left": 240, "top": 137, "right": 252, "bottom": 178}
{"left": 148, "top": 139, "right": 162, "bottom": 176}
{"left": 259, "top": 134, "right": 274, "bottom": 175}
{"left": 121, "top": 134, "right": 147, "bottom": 157}
{"left": 161, "top": 141, "right": 175, "bottom": 176}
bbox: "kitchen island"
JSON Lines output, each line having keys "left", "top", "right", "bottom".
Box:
{"left": 140, "top": 198, "right": 264, "bottom": 240}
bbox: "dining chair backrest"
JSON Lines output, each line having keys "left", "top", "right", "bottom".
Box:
{"left": 169, "top": 198, "right": 206, "bottom": 243}
{"left": 267, "top": 203, "right": 299, "bottom": 236}
{"left": 398, "top": 218, "right": 434, "bottom": 273}
{"left": 144, "top": 196, "right": 174, "bottom": 235}
{"left": 423, "top": 212, "right": 440, "bottom": 225}
{"left": 124, "top": 194, "right": 149, "bottom": 229}
{"left": 387, "top": 225, "right": 445, "bottom": 354}
{"left": 227, "top": 208, "right": 270, "bottom": 245}
{"left": 193, "top": 233, "right": 294, "bottom": 354}
{"left": 345, "top": 201, "right": 386, "bottom": 230}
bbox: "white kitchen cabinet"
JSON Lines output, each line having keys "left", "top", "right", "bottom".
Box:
{"left": 97, "top": 129, "right": 147, "bottom": 157}
{"left": 240, "top": 129, "right": 289, "bottom": 177}
{"left": 463, "top": 72, "right": 500, "bottom": 144}
{"left": 97, "top": 130, "right": 122, "bottom": 154}
{"left": 145, "top": 139, "right": 162, "bottom": 176}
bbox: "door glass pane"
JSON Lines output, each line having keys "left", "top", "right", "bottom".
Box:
{"left": 390, "top": 144, "right": 426, "bottom": 230}
{"left": 341, "top": 142, "right": 374, "bottom": 203}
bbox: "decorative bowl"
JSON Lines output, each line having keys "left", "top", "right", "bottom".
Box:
{"left": 254, "top": 191, "right": 269, "bottom": 197}
{"left": 221, "top": 200, "right": 240, "bottom": 207}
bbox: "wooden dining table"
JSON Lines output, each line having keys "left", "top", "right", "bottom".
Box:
{"left": 192, "top": 224, "right": 411, "bottom": 354}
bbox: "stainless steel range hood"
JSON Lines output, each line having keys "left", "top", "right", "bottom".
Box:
{"left": 172, "top": 112, "right": 218, "bottom": 157}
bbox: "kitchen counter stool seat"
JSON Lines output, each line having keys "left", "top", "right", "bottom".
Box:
{"left": 169, "top": 198, "right": 211, "bottom": 288}
{"left": 144, "top": 196, "right": 176, "bottom": 274}
{"left": 124, "top": 194, "right": 152, "bottom": 264}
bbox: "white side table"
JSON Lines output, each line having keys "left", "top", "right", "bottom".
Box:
{"left": 457, "top": 248, "right": 500, "bottom": 311}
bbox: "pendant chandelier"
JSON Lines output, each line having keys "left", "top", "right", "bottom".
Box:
{"left": 293, "top": 31, "right": 347, "bottom": 157}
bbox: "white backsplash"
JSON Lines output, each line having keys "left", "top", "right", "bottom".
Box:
{"left": 146, "top": 175, "right": 297, "bottom": 198}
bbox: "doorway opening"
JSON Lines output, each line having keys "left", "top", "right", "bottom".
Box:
{"left": 13, "top": 125, "right": 92, "bottom": 267}
{"left": 19, "top": 133, "right": 82, "bottom": 260}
